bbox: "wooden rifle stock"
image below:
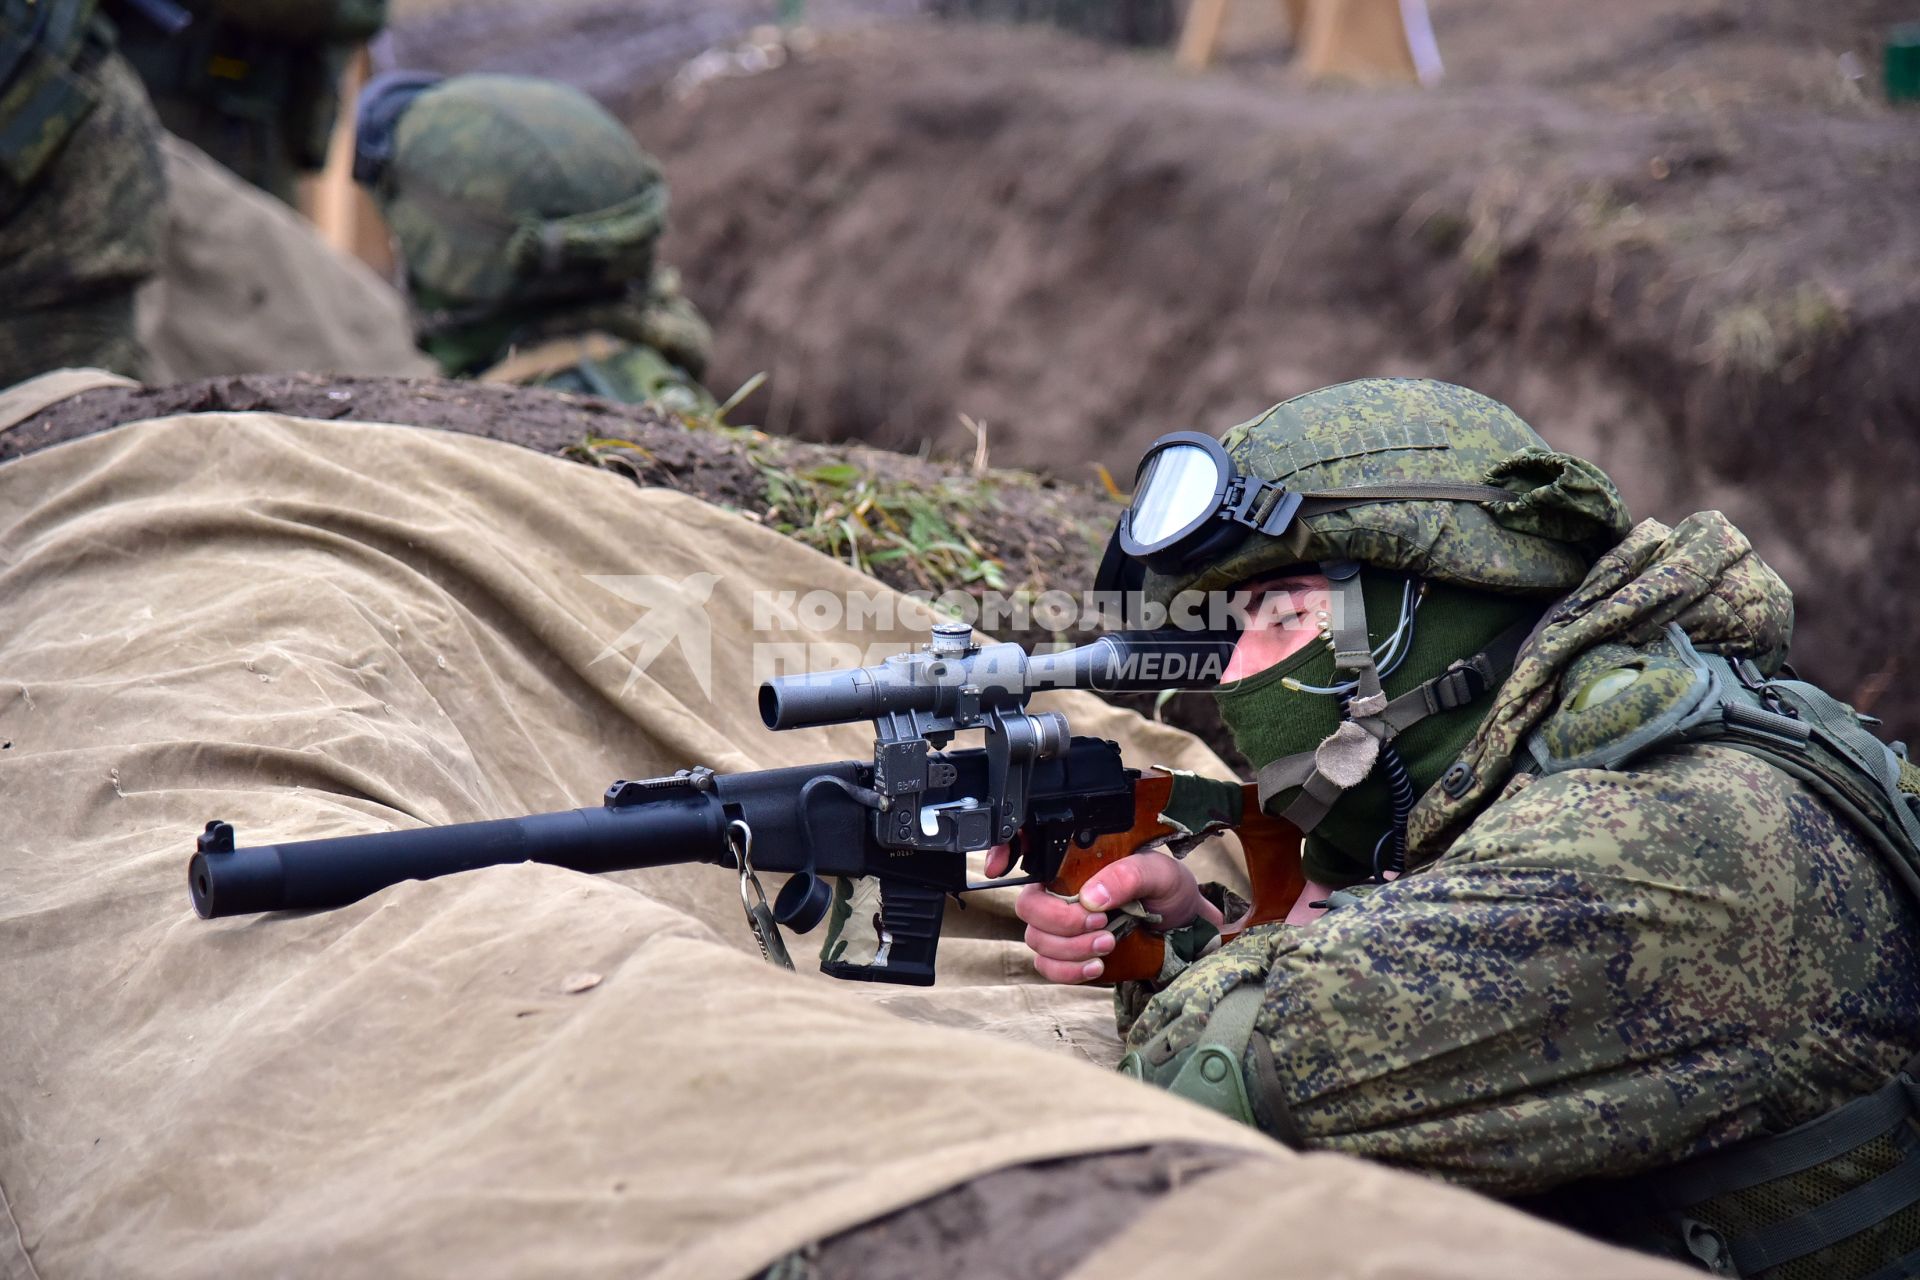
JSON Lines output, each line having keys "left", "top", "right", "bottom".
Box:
{"left": 1045, "top": 768, "right": 1305, "bottom": 984}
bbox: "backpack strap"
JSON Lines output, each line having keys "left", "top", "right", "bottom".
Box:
{"left": 1525, "top": 624, "right": 1920, "bottom": 907}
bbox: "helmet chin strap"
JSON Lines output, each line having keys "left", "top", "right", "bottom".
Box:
{"left": 1259, "top": 565, "right": 1533, "bottom": 862}
{"left": 1271, "top": 565, "right": 1387, "bottom": 836}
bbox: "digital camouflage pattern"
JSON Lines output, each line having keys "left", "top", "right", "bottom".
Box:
{"left": 1146, "top": 378, "right": 1633, "bottom": 607}
{"left": 0, "top": 50, "right": 164, "bottom": 387}
{"left": 1532, "top": 639, "right": 1713, "bottom": 768}
{"left": 0, "top": 0, "right": 101, "bottom": 191}
{"left": 1123, "top": 509, "right": 1920, "bottom": 1196}
{"left": 374, "top": 75, "right": 713, "bottom": 411}
{"left": 376, "top": 74, "right": 669, "bottom": 309}
{"left": 1407, "top": 511, "right": 1795, "bottom": 861}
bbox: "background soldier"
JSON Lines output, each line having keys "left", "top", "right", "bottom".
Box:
{"left": 0, "top": 0, "right": 165, "bottom": 388}
{"left": 352, "top": 72, "right": 713, "bottom": 414}
{"left": 111, "top": 0, "right": 388, "bottom": 204}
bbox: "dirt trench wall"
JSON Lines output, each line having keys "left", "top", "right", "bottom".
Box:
{"left": 629, "top": 24, "right": 1920, "bottom": 736}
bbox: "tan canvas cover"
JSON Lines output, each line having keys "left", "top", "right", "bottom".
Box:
{"left": 136, "top": 135, "right": 436, "bottom": 383}
{"left": 0, "top": 380, "right": 1687, "bottom": 1278}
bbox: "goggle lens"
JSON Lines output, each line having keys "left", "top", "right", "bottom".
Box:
{"left": 1130, "top": 443, "right": 1225, "bottom": 546}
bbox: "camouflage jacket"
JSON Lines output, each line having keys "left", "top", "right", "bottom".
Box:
{"left": 0, "top": 46, "right": 163, "bottom": 387}
{"left": 463, "top": 278, "right": 714, "bottom": 416}
{"left": 1124, "top": 512, "right": 1920, "bottom": 1197}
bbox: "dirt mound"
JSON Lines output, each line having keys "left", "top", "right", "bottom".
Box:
{"left": 2, "top": 373, "right": 1109, "bottom": 605}
{"left": 618, "top": 21, "right": 1917, "bottom": 734}
{"left": 6, "top": 374, "right": 1235, "bottom": 751}
{"left": 381, "top": 2, "right": 1920, "bottom": 733}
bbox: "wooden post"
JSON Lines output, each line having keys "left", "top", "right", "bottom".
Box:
{"left": 1175, "top": 0, "right": 1232, "bottom": 70}
{"left": 1296, "top": 0, "right": 1439, "bottom": 84}
{"left": 1178, "top": 0, "right": 1440, "bottom": 84}
{"left": 297, "top": 47, "right": 394, "bottom": 275}
{"left": 1282, "top": 0, "right": 1310, "bottom": 40}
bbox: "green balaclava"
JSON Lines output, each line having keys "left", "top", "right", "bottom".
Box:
{"left": 1216, "top": 574, "right": 1540, "bottom": 883}
{"left": 1131, "top": 378, "right": 1634, "bottom": 883}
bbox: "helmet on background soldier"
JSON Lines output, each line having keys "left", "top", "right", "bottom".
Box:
{"left": 354, "top": 72, "right": 671, "bottom": 319}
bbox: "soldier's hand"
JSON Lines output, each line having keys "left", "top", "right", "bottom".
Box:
{"left": 984, "top": 846, "right": 1222, "bottom": 984}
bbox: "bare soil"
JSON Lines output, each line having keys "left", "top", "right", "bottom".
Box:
{"left": 0, "top": 372, "right": 1109, "bottom": 599}
{"left": 380, "top": 0, "right": 1920, "bottom": 740}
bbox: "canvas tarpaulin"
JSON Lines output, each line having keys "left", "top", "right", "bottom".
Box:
{"left": 136, "top": 135, "right": 435, "bottom": 384}
{"left": 0, "top": 381, "right": 1689, "bottom": 1279}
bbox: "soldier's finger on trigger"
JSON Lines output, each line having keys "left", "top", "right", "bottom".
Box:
{"left": 984, "top": 842, "right": 1012, "bottom": 877}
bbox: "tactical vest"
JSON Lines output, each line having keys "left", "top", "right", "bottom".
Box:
{"left": 1128, "top": 621, "right": 1920, "bottom": 1279}
{"left": 1521, "top": 624, "right": 1920, "bottom": 1279}
{"left": 0, "top": 0, "right": 107, "bottom": 193}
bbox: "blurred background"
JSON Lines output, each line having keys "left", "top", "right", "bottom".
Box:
{"left": 27, "top": 0, "right": 1908, "bottom": 732}
{"left": 346, "top": 0, "right": 1918, "bottom": 727}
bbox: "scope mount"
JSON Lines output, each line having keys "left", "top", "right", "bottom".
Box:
{"left": 867, "top": 623, "right": 1068, "bottom": 856}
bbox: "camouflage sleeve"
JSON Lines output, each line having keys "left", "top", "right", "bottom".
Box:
{"left": 0, "top": 52, "right": 164, "bottom": 386}
{"left": 637, "top": 268, "right": 713, "bottom": 380}
{"left": 1122, "top": 746, "right": 1920, "bottom": 1197}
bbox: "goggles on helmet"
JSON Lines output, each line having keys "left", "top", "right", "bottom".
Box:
{"left": 1097, "top": 431, "right": 1303, "bottom": 593}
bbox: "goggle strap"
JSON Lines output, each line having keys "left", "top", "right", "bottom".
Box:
{"left": 1249, "top": 485, "right": 1304, "bottom": 535}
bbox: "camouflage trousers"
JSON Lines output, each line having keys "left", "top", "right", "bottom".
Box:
{"left": 0, "top": 52, "right": 165, "bottom": 389}
{"left": 1122, "top": 745, "right": 1920, "bottom": 1198}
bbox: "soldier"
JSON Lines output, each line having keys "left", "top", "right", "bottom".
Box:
{"left": 109, "top": 0, "right": 387, "bottom": 205}
{"left": 0, "top": 0, "right": 166, "bottom": 388}
{"left": 351, "top": 72, "right": 713, "bottom": 414}
{"left": 1005, "top": 377, "right": 1920, "bottom": 1276}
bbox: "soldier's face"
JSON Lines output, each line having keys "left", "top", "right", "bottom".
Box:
{"left": 1221, "top": 573, "right": 1334, "bottom": 682}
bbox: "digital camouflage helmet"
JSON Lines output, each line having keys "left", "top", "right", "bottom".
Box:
{"left": 1105, "top": 378, "right": 1634, "bottom": 875}
{"left": 354, "top": 72, "right": 669, "bottom": 314}
{"left": 1118, "top": 378, "right": 1632, "bottom": 605}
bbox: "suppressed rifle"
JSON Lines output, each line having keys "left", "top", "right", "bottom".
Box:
{"left": 188, "top": 622, "right": 1304, "bottom": 985}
